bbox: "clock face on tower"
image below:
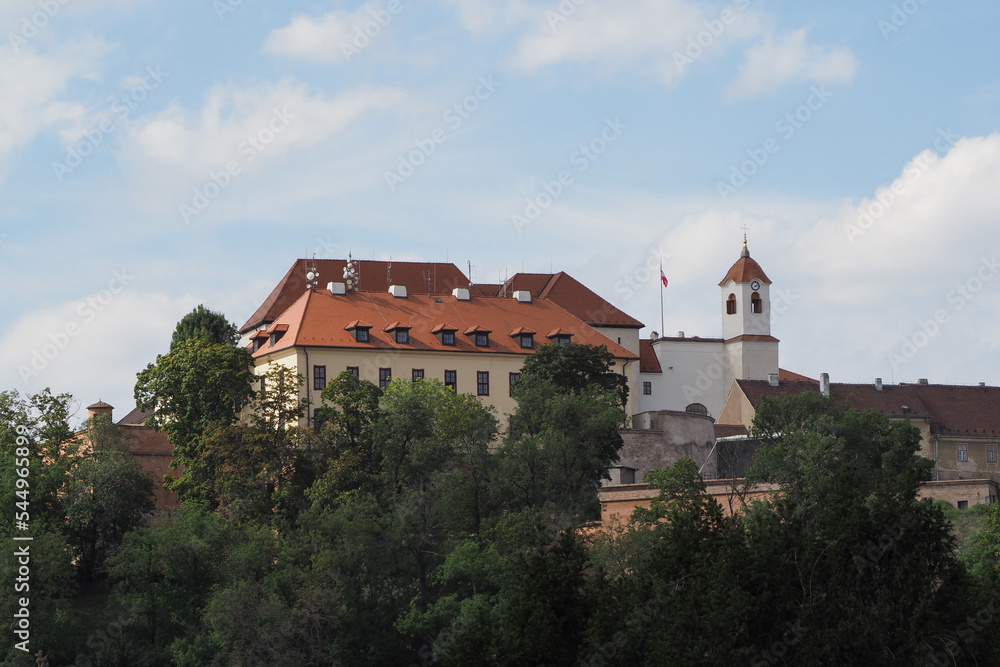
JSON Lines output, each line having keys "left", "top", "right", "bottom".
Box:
{"left": 750, "top": 280, "right": 761, "bottom": 291}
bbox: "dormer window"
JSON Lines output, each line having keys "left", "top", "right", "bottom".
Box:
{"left": 345, "top": 320, "right": 373, "bottom": 343}
{"left": 267, "top": 324, "right": 289, "bottom": 348}
{"left": 251, "top": 331, "right": 269, "bottom": 353}
{"left": 432, "top": 323, "right": 459, "bottom": 346}
{"left": 464, "top": 325, "right": 492, "bottom": 348}
{"left": 384, "top": 321, "right": 412, "bottom": 345}
{"left": 546, "top": 328, "right": 573, "bottom": 345}
{"left": 727, "top": 293, "right": 737, "bottom": 315}
{"left": 509, "top": 327, "right": 536, "bottom": 349}
{"left": 751, "top": 291, "right": 762, "bottom": 314}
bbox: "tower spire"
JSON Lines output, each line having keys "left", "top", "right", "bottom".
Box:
{"left": 741, "top": 224, "right": 750, "bottom": 258}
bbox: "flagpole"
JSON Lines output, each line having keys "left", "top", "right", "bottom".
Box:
{"left": 659, "top": 257, "right": 665, "bottom": 336}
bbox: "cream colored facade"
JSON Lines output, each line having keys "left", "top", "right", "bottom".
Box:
{"left": 254, "top": 345, "right": 637, "bottom": 427}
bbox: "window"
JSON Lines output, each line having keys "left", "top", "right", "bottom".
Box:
{"left": 958, "top": 500, "right": 969, "bottom": 510}
{"left": 269, "top": 332, "right": 280, "bottom": 347}
{"left": 989, "top": 445, "right": 997, "bottom": 463}
{"left": 412, "top": 369, "right": 424, "bottom": 382}
{"left": 958, "top": 443, "right": 968, "bottom": 462}
{"left": 555, "top": 335, "right": 572, "bottom": 345}
{"left": 252, "top": 338, "right": 263, "bottom": 353}
{"left": 477, "top": 371, "right": 490, "bottom": 396}
{"left": 356, "top": 328, "right": 370, "bottom": 343}
{"left": 347, "top": 366, "right": 359, "bottom": 378}
{"left": 509, "top": 372, "right": 521, "bottom": 395}
{"left": 642, "top": 381, "right": 652, "bottom": 396}
{"left": 751, "top": 291, "right": 762, "bottom": 314}
{"left": 442, "top": 331, "right": 455, "bottom": 346}
{"left": 314, "top": 365, "right": 327, "bottom": 391}
{"left": 444, "top": 370, "right": 457, "bottom": 392}
{"left": 379, "top": 368, "right": 392, "bottom": 389}
{"left": 519, "top": 334, "right": 533, "bottom": 349}
{"left": 686, "top": 403, "right": 709, "bottom": 416}
{"left": 726, "top": 293, "right": 737, "bottom": 315}
{"left": 395, "top": 329, "right": 409, "bottom": 344}
{"left": 475, "top": 332, "right": 489, "bottom": 347}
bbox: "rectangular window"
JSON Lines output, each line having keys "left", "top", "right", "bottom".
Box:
{"left": 412, "top": 369, "right": 424, "bottom": 382}
{"left": 509, "top": 372, "right": 521, "bottom": 395}
{"left": 395, "top": 329, "right": 409, "bottom": 344}
{"left": 445, "top": 370, "right": 457, "bottom": 392}
{"left": 477, "top": 371, "right": 490, "bottom": 396}
{"left": 356, "top": 328, "right": 369, "bottom": 343}
{"left": 475, "top": 333, "right": 489, "bottom": 347}
{"left": 347, "top": 366, "right": 359, "bottom": 378}
{"left": 519, "top": 335, "right": 533, "bottom": 349}
{"left": 958, "top": 443, "right": 968, "bottom": 462}
{"left": 989, "top": 445, "right": 997, "bottom": 463}
{"left": 643, "top": 381, "right": 652, "bottom": 396}
{"left": 314, "top": 365, "right": 327, "bottom": 391}
{"left": 379, "top": 368, "right": 392, "bottom": 389}
{"left": 442, "top": 331, "right": 455, "bottom": 346}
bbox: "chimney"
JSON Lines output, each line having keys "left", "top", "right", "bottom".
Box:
{"left": 917, "top": 378, "right": 929, "bottom": 385}
{"left": 980, "top": 382, "right": 987, "bottom": 387}
{"left": 875, "top": 377, "right": 883, "bottom": 391}
{"left": 768, "top": 373, "right": 779, "bottom": 387}
{"left": 819, "top": 373, "right": 830, "bottom": 398}
{"left": 677, "top": 331, "right": 685, "bottom": 338}
{"left": 86, "top": 401, "right": 114, "bottom": 421}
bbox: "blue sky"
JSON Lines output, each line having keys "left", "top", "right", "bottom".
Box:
{"left": 2, "top": 0, "right": 999, "bottom": 422}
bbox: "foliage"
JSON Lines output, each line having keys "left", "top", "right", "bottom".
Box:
{"left": 170, "top": 304, "right": 240, "bottom": 351}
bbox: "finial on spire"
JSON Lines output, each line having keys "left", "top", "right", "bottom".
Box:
{"left": 740, "top": 224, "right": 750, "bottom": 258}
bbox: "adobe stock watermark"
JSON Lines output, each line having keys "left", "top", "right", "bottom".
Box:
{"left": 844, "top": 127, "right": 958, "bottom": 244}
{"left": 546, "top": 0, "right": 588, "bottom": 31}
{"left": 613, "top": 244, "right": 673, "bottom": 302}
{"left": 7, "top": 0, "right": 72, "bottom": 53}
{"left": 384, "top": 75, "right": 501, "bottom": 192}
{"left": 341, "top": 1, "right": 412, "bottom": 62}
{"left": 214, "top": 0, "right": 245, "bottom": 21}
{"left": 749, "top": 619, "right": 808, "bottom": 666}
{"left": 673, "top": 0, "right": 751, "bottom": 73}
{"left": 179, "top": 107, "right": 296, "bottom": 224}
{"left": 922, "top": 590, "right": 1000, "bottom": 666}
{"left": 53, "top": 66, "right": 169, "bottom": 182}
{"left": 852, "top": 512, "right": 918, "bottom": 570}
{"left": 887, "top": 253, "right": 999, "bottom": 372}
{"left": 717, "top": 85, "right": 834, "bottom": 202}
{"left": 17, "top": 269, "right": 134, "bottom": 382}
{"left": 878, "top": 0, "right": 931, "bottom": 40}
{"left": 511, "top": 117, "right": 628, "bottom": 234}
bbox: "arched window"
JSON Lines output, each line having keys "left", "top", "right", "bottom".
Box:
{"left": 726, "top": 293, "right": 737, "bottom": 315}
{"left": 685, "top": 403, "right": 709, "bottom": 416}
{"left": 751, "top": 291, "right": 762, "bottom": 314}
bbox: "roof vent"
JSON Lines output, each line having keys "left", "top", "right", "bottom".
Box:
{"left": 513, "top": 290, "right": 531, "bottom": 304}
{"left": 453, "top": 287, "right": 471, "bottom": 301}
{"left": 918, "top": 378, "right": 928, "bottom": 385}
{"left": 980, "top": 382, "right": 987, "bottom": 387}
{"left": 820, "top": 373, "right": 830, "bottom": 398}
{"left": 678, "top": 331, "right": 685, "bottom": 338}
{"left": 327, "top": 282, "right": 346, "bottom": 295}
{"left": 768, "top": 373, "right": 779, "bottom": 387}
{"left": 875, "top": 377, "right": 883, "bottom": 391}
{"left": 388, "top": 285, "right": 407, "bottom": 299}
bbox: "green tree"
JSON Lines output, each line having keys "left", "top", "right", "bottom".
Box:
{"left": 170, "top": 304, "right": 239, "bottom": 351}
{"left": 133, "top": 335, "right": 256, "bottom": 466}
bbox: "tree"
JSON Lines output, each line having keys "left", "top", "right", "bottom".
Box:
{"left": 133, "top": 335, "right": 256, "bottom": 465}
{"left": 501, "top": 343, "right": 627, "bottom": 523}
{"left": 170, "top": 304, "right": 239, "bottom": 351}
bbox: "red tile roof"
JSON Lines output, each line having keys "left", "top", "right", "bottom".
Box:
{"left": 250, "top": 289, "right": 638, "bottom": 361}
{"left": 639, "top": 339, "right": 662, "bottom": 373}
{"left": 714, "top": 424, "right": 748, "bottom": 438}
{"left": 719, "top": 246, "right": 772, "bottom": 286}
{"left": 734, "top": 380, "right": 1000, "bottom": 437}
{"left": 241, "top": 259, "right": 470, "bottom": 333}
{"left": 488, "top": 272, "right": 645, "bottom": 328}
{"left": 779, "top": 368, "right": 816, "bottom": 383}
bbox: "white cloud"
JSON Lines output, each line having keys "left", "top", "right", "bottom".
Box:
{"left": 0, "top": 37, "right": 110, "bottom": 170}
{"left": 725, "top": 29, "right": 857, "bottom": 100}
{"left": 264, "top": 2, "right": 411, "bottom": 65}
{"left": 116, "top": 78, "right": 407, "bottom": 211}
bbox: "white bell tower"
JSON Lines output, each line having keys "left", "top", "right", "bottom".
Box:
{"left": 719, "top": 234, "right": 779, "bottom": 382}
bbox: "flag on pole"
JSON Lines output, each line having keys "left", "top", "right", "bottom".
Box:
{"left": 660, "top": 267, "right": 668, "bottom": 288}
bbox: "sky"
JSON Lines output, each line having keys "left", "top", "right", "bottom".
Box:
{"left": 1, "top": 0, "right": 999, "bottom": 424}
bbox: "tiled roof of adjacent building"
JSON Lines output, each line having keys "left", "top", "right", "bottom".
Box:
{"left": 117, "top": 406, "right": 154, "bottom": 426}
{"left": 483, "top": 272, "right": 645, "bottom": 328}
{"left": 714, "top": 424, "right": 749, "bottom": 438}
{"left": 779, "top": 368, "right": 816, "bottom": 383}
{"left": 734, "top": 379, "right": 1000, "bottom": 437}
{"left": 639, "top": 339, "right": 662, "bottom": 373}
{"left": 249, "top": 288, "right": 639, "bottom": 361}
